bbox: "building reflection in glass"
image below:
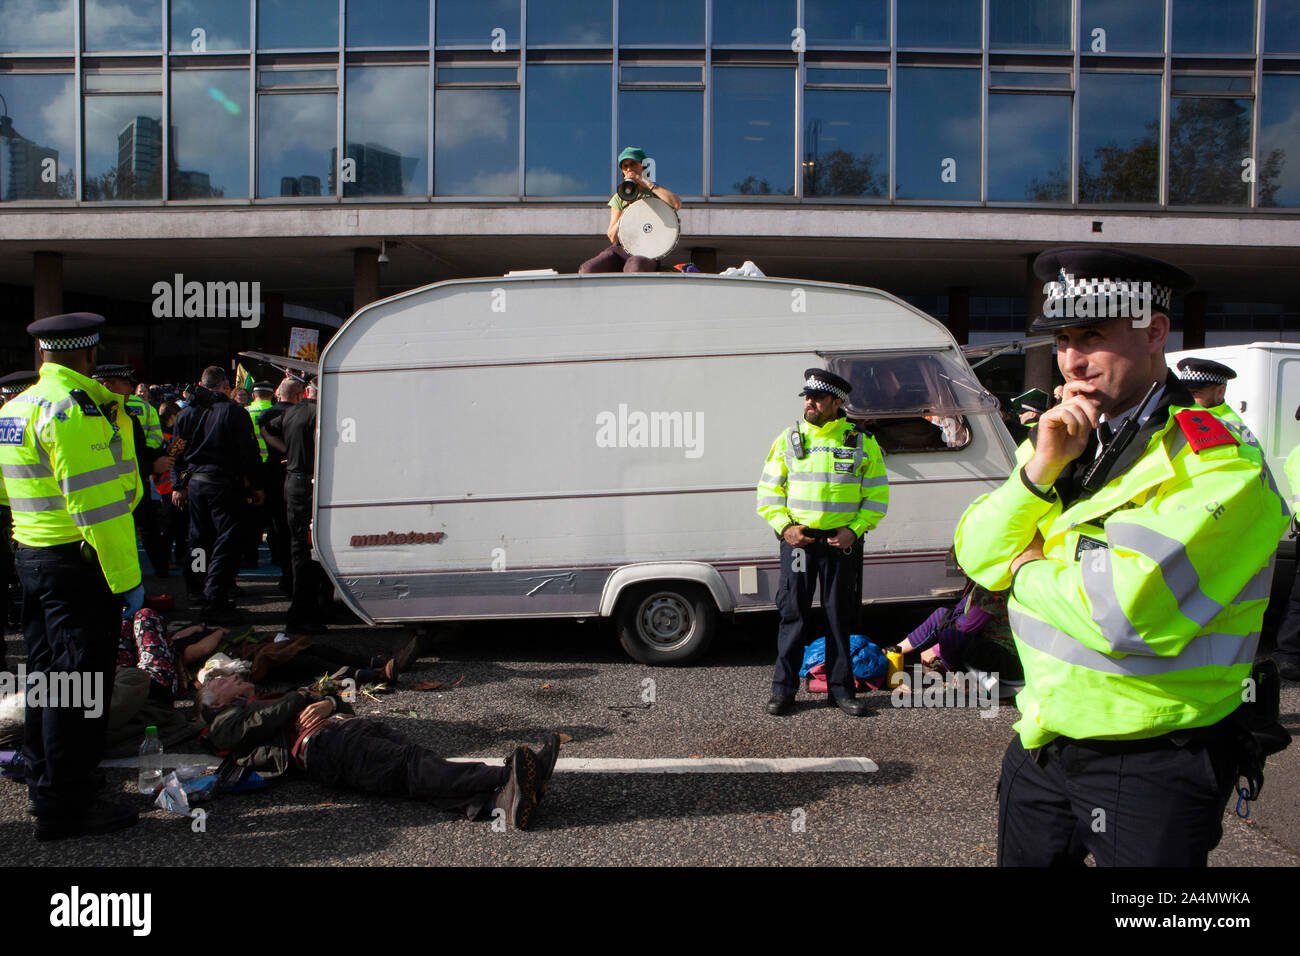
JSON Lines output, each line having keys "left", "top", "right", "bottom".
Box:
{"left": 0, "top": 74, "right": 76, "bottom": 199}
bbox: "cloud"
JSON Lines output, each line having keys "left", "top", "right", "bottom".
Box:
{"left": 257, "top": 92, "right": 336, "bottom": 165}
{"left": 435, "top": 90, "right": 515, "bottom": 150}
{"left": 1, "top": 0, "right": 74, "bottom": 51}
{"left": 525, "top": 166, "right": 585, "bottom": 195}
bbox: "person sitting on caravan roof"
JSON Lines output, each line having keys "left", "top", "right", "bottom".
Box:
{"left": 579, "top": 146, "right": 682, "bottom": 275}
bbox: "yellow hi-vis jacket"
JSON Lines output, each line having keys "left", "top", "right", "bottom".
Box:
{"left": 1285, "top": 445, "right": 1300, "bottom": 516}
{"left": 0, "top": 363, "right": 142, "bottom": 594}
{"left": 955, "top": 404, "right": 1287, "bottom": 748}
{"left": 125, "top": 394, "right": 164, "bottom": 449}
{"left": 756, "top": 416, "right": 889, "bottom": 538}
{"left": 248, "top": 398, "right": 273, "bottom": 462}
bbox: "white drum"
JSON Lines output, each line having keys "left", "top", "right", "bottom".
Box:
{"left": 617, "top": 196, "right": 681, "bottom": 260}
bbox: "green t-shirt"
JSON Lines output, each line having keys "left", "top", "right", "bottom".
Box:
{"left": 609, "top": 187, "right": 655, "bottom": 211}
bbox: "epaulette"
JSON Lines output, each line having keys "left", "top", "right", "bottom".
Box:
{"left": 68, "top": 389, "right": 103, "bottom": 418}
{"left": 1173, "top": 409, "right": 1238, "bottom": 454}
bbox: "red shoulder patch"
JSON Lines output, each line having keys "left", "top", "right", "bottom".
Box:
{"left": 1174, "top": 409, "right": 1239, "bottom": 453}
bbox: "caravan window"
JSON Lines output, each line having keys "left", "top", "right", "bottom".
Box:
{"left": 827, "top": 350, "right": 1001, "bottom": 454}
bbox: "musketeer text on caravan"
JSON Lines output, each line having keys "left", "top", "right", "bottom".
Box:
{"left": 596, "top": 404, "right": 704, "bottom": 459}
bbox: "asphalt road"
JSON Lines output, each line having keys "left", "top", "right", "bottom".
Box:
{"left": 2, "top": 574, "right": 1297, "bottom": 868}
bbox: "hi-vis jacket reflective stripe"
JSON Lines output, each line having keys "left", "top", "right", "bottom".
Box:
{"left": 955, "top": 404, "right": 1287, "bottom": 748}
{"left": 756, "top": 416, "right": 889, "bottom": 538}
{"left": 124, "top": 394, "right": 163, "bottom": 450}
{"left": 1285, "top": 445, "right": 1300, "bottom": 514}
{"left": 247, "top": 398, "right": 272, "bottom": 462}
{"left": 0, "top": 363, "right": 142, "bottom": 594}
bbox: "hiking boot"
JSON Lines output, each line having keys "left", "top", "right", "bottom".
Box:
{"left": 493, "top": 747, "right": 538, "bottom": 830}
{"left": 35, "top": 800, "right": 138, "bottom": 842}
{"left": 530, "top": 733, "right": 561, "bottom": 805}
{"left": 391, "top": 634, "right": 423, "bottom": 674}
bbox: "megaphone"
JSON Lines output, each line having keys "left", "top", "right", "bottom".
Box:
{"left": 617, "top": 179, "right": 640, "bottom": 203}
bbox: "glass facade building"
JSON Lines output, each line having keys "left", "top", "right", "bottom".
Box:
{"left": 1, "top": 0, "right": 1299, "bottom": 207}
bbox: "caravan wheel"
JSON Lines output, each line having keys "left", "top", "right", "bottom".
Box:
{"left": 616, "top": 583, "right": 717, "bottom": 665}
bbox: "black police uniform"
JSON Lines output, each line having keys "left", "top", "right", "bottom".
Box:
{"left": 279, "top": 398, "right": 334, "bottom": 630}
{"left": 170, "top": 385, "right": 263, "bottom": 615}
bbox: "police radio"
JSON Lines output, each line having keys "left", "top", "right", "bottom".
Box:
{"left": 1081, "top": 381, "right": 1162, "bottom": 493}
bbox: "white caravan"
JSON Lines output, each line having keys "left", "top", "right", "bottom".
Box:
{"left": 313, "top": 273, "right": 1017, "bottom": 663}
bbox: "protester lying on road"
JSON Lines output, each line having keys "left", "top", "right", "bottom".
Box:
{"left": 198, "top": 676, "right": 560, "bottom": 829}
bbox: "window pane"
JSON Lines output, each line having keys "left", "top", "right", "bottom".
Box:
{"left": 806, "top": 68, "right": 887, "bottom": 86}
{"left": 260, "top": 70, "right": 336, "bottom": 87}
{"left": 435, "top": 88, "right": 518, "bottom": 194}
{"left": 990, "top": 0, "right": 1070, "bottom": 50}
{"left": 84, "top": 73, "right": 163, "bottom": 91}
{"left": 170, "top": 69, "right": 249, "bottom": 198}
{"left": 989, "top": 70, "right": 1071, "bottom": 89}
{"left": 435, "top": 0, "right": 518, "bottom": 46}
{"left": 802, "top": 89, "right": 888, "bottom": 197}
{"left": 1078, "top": 72, "right": 1159, "bottom": 203}
{"left": 1079, "top": 0, "right": 1164, "bottom": 54}
{"left": 805, "top": 0, "right": 888, "bottom": 47}
{"left": 0, "top": 0, "right": 74, "bottom": 52}
{"left": 1260, "top": 74, "right": 1300, "bottom": 206}
{"left": 895, "top": 67, "right": 980, "bottom": 200}
{"left": 1168, "top": 96, "right": 1252, "bottom": 205}
{"left": 620, "top": 0, "right": 704, "bottom": 45}
{"left": 85, "top": 0, "right": 161, "bottom": 51}
{"left": 711, "top": 67, "right": 794, "bottom": 195}
{"left": 1172, "top": 0, "right": 1256, "bottom": 54}
{"left": 1265, "top": 0, "right": 1300, "bottom": 52}
{"left": 712, "top": 0, "right": 794, "bottom": 45}
{"left": 0, "top": 73, "right": 75, "bottom": 199}
{"left": 988, "top": 92, "right": 1071, "bottom": 201}
{"left": 347, "top": 0, "right": 428, "bottom": 46}
{"left": 258, "top": 0, "right": 338, "bottom": 49}
{"left": 621, "top": 67, "right": 702, "bottom": 84}
{"left": 84, "top": 95, "right": 162, "bottom": 199}
{"left": 1170, "top": 75, "right": 1252, "bottom": 93}
{"left": 618, "top": 90, "right": 702, "bottom": 196}
{"left": 527, "top": 0, "right": 610, "bottom": 45}
{"left": 436, "top": 67, "right": 517, "bottom": 84}
{"left": 171, "top": 0, "right": 250, "bottom": 51}
{"left": 343, "top": 66, "right": 427, "bottom": 196}
{"left": 257, "top": 91, "right": 337, "bottom": 196}
{"left": 525, "top": 64, "right": 609, "bottom": 195}
{"left": 897, "top": 0, "right": 981, "bottom": 49}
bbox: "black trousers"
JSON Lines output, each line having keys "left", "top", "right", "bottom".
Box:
{"left": 1273, "top": 563, "right": 1300, "bottom": 665}
{"left": 188, "top": 476, "right": 245, "bottom": 603}
{"left": 133, "top": 495, "right": 169, "bottom": 577}
{"left": 996, "top": 725, "right": 1239, "bottom": 867}
{"left": 264, "top": 465, "right": 291, "bottom": 583}
{"left": 304, "top": 718, "right": 508, "bottom": 816}
{"left": 772, "top": 536, "right": 863, "bottom": 698}
{"left": 16, "top": 542, "right": 118, "bottom": 819}
{"left": 285, "top": 474, "right": 333, "bottom": 626}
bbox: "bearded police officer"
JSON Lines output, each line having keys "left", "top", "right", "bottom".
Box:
{"left": 955, "top": 248, "right": 1288, "bottom": 866}
{"left": 0, "top": 314, "right": 145, "bottom": 841}
{"left": 757, "top": 369, "right": 889, "bottom": 716}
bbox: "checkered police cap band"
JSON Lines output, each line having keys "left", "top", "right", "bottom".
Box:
{"left": 36, "top": 332, "right": 100, "bottom": 351}
{"left": 1044, "top": 272, "right": 1173, "bottom": 313}
{"left": 1178, "top": 369, "right": 1228, "bottom": 385}
{"left": 803, "top": 376, "right": 848, "bottom": 400}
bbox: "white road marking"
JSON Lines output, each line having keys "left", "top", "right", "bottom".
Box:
{"left": 101, "top": 755, "right": 877, "bottom": 773}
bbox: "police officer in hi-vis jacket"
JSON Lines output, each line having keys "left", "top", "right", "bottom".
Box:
{"left": 955, "top": 247, "right": 1288, "bottom": 866}
{"left": 757, "top": 369, "right": 889, "bottom": 717}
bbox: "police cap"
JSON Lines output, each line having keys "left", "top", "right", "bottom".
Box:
{"left": 92, "top": 364, "right": 138, "bottom": 384}
{"left": 1176, "top": 357, "right": 1237, "bottom": 388}
{"left": 252, "top": 381, "right": 275, "bottom": 393}
{"left": 799, "top": 368, "right": 851, "bottom": 400}
{"left": 0, "top": 370, "right": 39, "bottom": 396}
{"left": 26, "top": 312, "right": 105, "bottom": 351}
{"left": 1030, "top": 247, "right": 1193, "bottom": 332}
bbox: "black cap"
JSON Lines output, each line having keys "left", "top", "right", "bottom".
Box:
{"left": 26, "top": 312, "right": 104, "bottom": 351}
{"left": 1176, "top": 357, "right": 1237, "bottom": 387}
{"left": 1030, "top": 247, "right": 1194, "bottom": 332}
{"left": 92, "top": 364, "right": 138, "bottom": 384}
{"left": 252, "top": 381, "right": 275, "bottom": 392}
{"left": 0, "top": 370, "right": 39, "bottom": 396}
{"left": 798, "top": 368, "right": 851, "bottom": 400}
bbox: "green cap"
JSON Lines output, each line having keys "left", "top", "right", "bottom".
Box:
{"left": 617, "top": 146, "right": 646, "bottom": 166}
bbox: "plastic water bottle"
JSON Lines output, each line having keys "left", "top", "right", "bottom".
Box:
{"left": 138, "top": 725, "right": 164, "bottom": 794}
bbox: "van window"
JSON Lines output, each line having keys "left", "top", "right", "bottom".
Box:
{"left": 827, "top": 350, "right": 1001, "bottom": 454}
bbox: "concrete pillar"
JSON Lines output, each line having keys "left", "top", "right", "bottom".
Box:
{"left": 1023, "top": 255, "right": 1053, "bottom": 393}
{"left": 354, "top": 247, "right": 380, "bottom": 315}
{"left": 690, "top": 246, "right": 717, "bottom": 274}
{"left": 1182, "top": 291, "right": 1207, "bottom": 350}
{"left": 947, "top": 286, "right": 970, "bottom": 345}
{"left": 33, "top": 251, "right": 63, "bottom": 320}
